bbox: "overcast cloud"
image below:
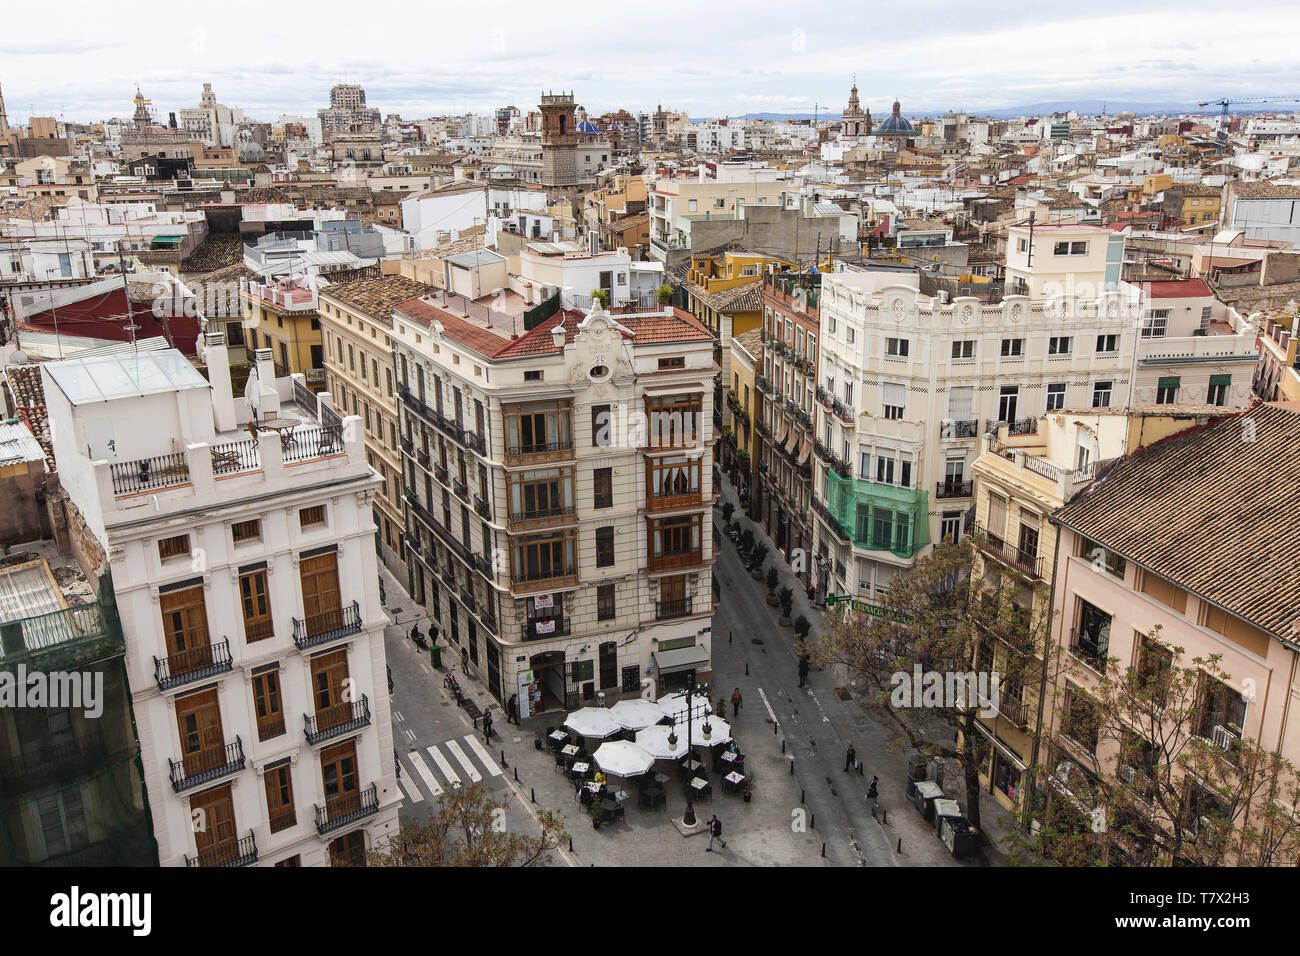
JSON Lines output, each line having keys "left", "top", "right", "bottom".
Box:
{"left": 4, "top": 0, "right": 1299, "bottom": 123}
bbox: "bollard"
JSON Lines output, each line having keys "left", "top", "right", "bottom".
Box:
{"left": 858, "top": 763, "right": 863, "bottom": 776}
{"left": 745, "top": 662, "right": 749, "bottom": 676}
{"left": 531, "top": 788, "right": 536, "bottom": 803}
{"left": 569, "top": 837, "right": 574, "bottom": 853}
{"left": 773, "top": 721, "right": 778, "bottom": 735}
{"left": 821, "top": 842, "right": 826, "bottom": 858}
{"left": 729, "top": 630, "right": 733, "bottom": 644}
{"left": 781, "top": 740, "right": 786, "bottom": 754}
{"left": 810, "top": 814, "right": 815, "bottom": 830}
{"left": 882, "top": 809, "right": 887, "bottom": 824}
{"left": 800, "top": 789, "right": 805, "bottom": 804}
{"left": 897, "top": 838, "right": 902, "bottom": 853}
{"left": 789, "top": 759, "right": 794, "bottom": 776}
{"left": 514, "top": 767, "right": 519, "bottom": 782}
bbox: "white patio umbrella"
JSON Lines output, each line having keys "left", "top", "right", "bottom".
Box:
{"left": 593, "top": 741, "right": 656, "bottom": 778}
{"left": 635, "top": 724, "right": 685, "bottom": 761}
{"left": 609, "top": 698, "right": 665, "bottom": 732}
{"left": 563, "top": 707, "right": 621, "bottom": 740}
{"left": 658, "top": 693, "right": 713, "bottom": 722}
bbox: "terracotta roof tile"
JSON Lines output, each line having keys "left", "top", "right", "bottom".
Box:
{"left": 320, "top": 275, "right": 433, "bottom": 324}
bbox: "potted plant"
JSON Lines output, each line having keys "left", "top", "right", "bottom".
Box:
{"left": 743, "top": 768, "right": 756, "bottom": 802}
{"left": 794, "top": 615, "right": 810, "bottom": 640}
{"left": 656, "top": 283, "right": 674, "bottom": 306}
{"left": 750, "top": 544, "right": 768, "bottom": 579}
{"left": 591, "top": 288, "right": 610, "bottom": 307}
{"left": 766, "top": 566, "right": 779, "bottom": 603}
{"left": 778, "top": 587, "right": 793, "bottom": 626}
{"left": 740, "top": 528, "right": 755, "bottom": 555}
{"left": 721, "top": 502, "right": 735, "bottom": 525}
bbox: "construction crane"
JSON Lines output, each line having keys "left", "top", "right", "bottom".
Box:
{"left": 1197, "top": 95, "right": 1300, "bottom": 149}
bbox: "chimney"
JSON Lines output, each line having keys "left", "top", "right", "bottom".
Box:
{"left": 205, "top": 331, "right": 237, "bottom": 433}
{"left": 252, "top": 347, "right": 281, "bottom": 419}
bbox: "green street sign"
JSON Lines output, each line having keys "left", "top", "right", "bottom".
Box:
{"left": 824, "top": 593, "right": 909, "bottom": 623}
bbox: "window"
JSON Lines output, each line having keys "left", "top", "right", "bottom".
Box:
{"left": 596, "top": 526, "right": 615, "bottom": 567}
{"left": 299, "top": 505, "right": 326, "bottom": 528}
{"left": 1096, "top": 333, "right": 1118, "bottom": 353}
{"left": 599, "top": 642, "right": 618, "bottom": 689}
{"left": 1078, "top": 536, "right": 1126, "bottom": 578}
{"left": 1017, "top": 238, "right": 1028, "bottom": 253}
{"left": 1053, "top": 240, "right": 1088, "bottom": 256}
{"left": 1046, "top": 383, "right": 1066, "bottom": 411}
{"left": 647, "top": 454, "right": 700, "bottom": 503}
{"left": 885, "top": 337, "right": 909, "bottom": 358}
{"left": 1155, "top": 376, "right": 1179, "bottom": 405}
{"left": 240, "top": 568, "right": 273, "bottom": 642}
{"left": 597, "top": 583, "right": 616, "bottom": 621}
{"left": 511, "top": 530, "right": 577, "bottom": 584}
{"left": 252, "top": 669, "right": 285, "bottom": 740}
{"left": 881, "top": 382, "right": 905, "bottom": 420}
{"left": 1198, "top": 675, "right": 1246, "bottom": 745}
{"left": 505, "top": 399, "right": 573, "bottom": 458}
{"left": 264, "top": 762, "right": 296, "bottom": 833}
{"left": 1000, "top": 338, "right": 1024, "bottom": 357}
{"left": 1062, "top": 684, "right": 1100, "bottom": 752}
{"left": 1048, "top": 336, "right": 1071, "bottom": 355}
{"left": 940, "top": 511, "right": 962, "bottom": 545}
{"left": 1074, "top": 599, "right": 1112, "bottom": 668}
{"left": 593, "top": 468, "right": 613, "bottom": 508}
{"left": 592, "top": 405, "right": 612, "bottom": 448}
{"left": 158, "top": 534, "right": 190, "bottom": 561}
{"left": 1207, "top": 375, "right": 1230, "bottom": 406}
{"left": 1141, "top": 310, "right": 1169, "bottom": 339}
{"left": 846, "top": 326, "right": 855, "bottom": 344}
{"left": 645, "top": 394, "right": 701, "bottom": 448}
{"left": 951, "top": 340, "right": 975, "bottom": 360}
{"left": 524, "top": 370, "right": 543, "bottom": 382}
{"left": 998, "top": 386, "right": 1019, "bottom": 422}
{"left": 657, "top": 357, "right": 685, "bottom": 370}
{"left": 1092, "top": 381, "right": 1112, "bottom": 408}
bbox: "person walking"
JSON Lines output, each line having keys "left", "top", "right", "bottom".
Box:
{"left": 798, "top": 654, "right": 810, "bottom": 687}
{"left": 706, "top": 814, "right": 726, "bottom": 852}
{"left": 461, "top": 655, "right": 469, "bottom": 676}
{"left": 482, "top": 708, "right": 493, "bottom": 742}
{"left": 867, "top": 775, "right": 879, "bottom": 811}
{"left": 730, "top": 687, "right": 743, "bottom": 718}
{"left": 844, "top": 744, "right": 857, "bottom": 772}
{"left": 507, "top": 692, "right": 519, "bottom": 725}
{"left": 409, "top": 623, "right": 420, "bottom": 644}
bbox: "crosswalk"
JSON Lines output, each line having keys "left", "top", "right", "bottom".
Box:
{"left": 398, "top": 733, "right": 504, "bottom": 807}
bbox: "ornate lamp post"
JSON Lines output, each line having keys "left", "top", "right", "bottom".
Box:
{"left": 666, "top": 682, "right": 712, "bottom": 827}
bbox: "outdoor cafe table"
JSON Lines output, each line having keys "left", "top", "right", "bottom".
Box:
{"left": 570, "top": 761, "right": 591, "bottom": 778}
{"left": 561, "top": 744, "right": 580, "bottom": 758}
{"left": 683, "top": 758, "right": 704, "bottom": 773}
{"left": 722, "top": 771, "right": 745, "bottom": 794}
{"left": 720, "top": 751, "right": 742, "bottom": 767}
{"left": 549, "top": 730, "right": 569, "bottom": 743}
{"left": 582, "top": 780, "right": 606, "bottom": 795}
{"left": 654, "top": 772, "right": 670, "bottom": 785}
{"left": 689, "top": 777, "right": 711, "bottom": 796}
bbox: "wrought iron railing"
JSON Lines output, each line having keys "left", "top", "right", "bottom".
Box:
{"left": 211, "top": 438, "right": 260, "bottom": 476}
{"left": 292, "top": 601, "right": 362, "bottom": 650}
{"left": 154, "top": 639, "right": 233, "bottom": 691}
{"left": 110, "top": 453, "right": 190, "bottom": 496}
{"left": 315, "top": 783, "right": 379, "bottom": 836}
{"left": 185, "top": 832, "right": 257, "bottom": 868}
{"left": 169, "top": 737, "right": 245, "bottom": 793}
{"left": 304, "top": 695, "right": 372, "bottom": 745}
{"left": 935, "top": 480, "right": 973, "bottom": 499}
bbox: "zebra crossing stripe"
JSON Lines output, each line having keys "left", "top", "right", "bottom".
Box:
{"left": 426, "top": 745, "right": 462, "bottom": 789}
{"left": 463, "top": 734, "right": 504, "bottom": 776}
{"left": 397, "top": 773, "right": 423, "bottom": 804}
{"left": 407, "top": 750, "right": 444, "bottom": 797}
{"left": 445, "top": 738, "right": 483, "bottom": 783}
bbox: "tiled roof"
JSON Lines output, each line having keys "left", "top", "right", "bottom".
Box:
{"left": 682, "top": 278, "right": 763, "bottom": 314}
{"left": 1138, "top": 278, "right": 1213, "bottom": 299}
{"left": 1230, "top": 180, "right": 1300, "bottom": 200}
{"left": 1052, "top": 403, "right": 1300, "bottom": 639}
{"left": 4, "top": 364, "right": 54, "bottom": 472}
{"left": 320, "top": 275, "right": 433, "bottom": 323}
{"left": 1165, "top": 184, "right": 1221, "bottom": 198}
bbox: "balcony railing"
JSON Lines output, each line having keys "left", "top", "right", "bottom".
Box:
{"left": 154, "top": 638, "right": 233, "bottom": 692}
{"left": 304, "top": 695, "right": 372, "bottom": 745}
{"left": 417, "top": 450, "right": 431, "bottom": 470}
{"left": 997, "top": 695, "right": 1029, "bottom": 730}
{"left": 511, "top": 566, "right": 578, "bottom": 592}
{"left": 281, "top": 424, "right": 344, "bottom": 463}
{"left": 110, "top": 453, "right": 191, "bottom": 497}
{"left": 974, "top": 524, "right": 1043, "bottom": 579}
{"left": 935, "top": 480, "right": 973, "bottom": 499}
{"left": 210, "top": 438, "right": 260, "bottom": 476}
{"left": 434, "top": 463, "right": 448, "bottom": 485}
{"left": 315, "top": 783, "right": 380, "bottom": 836}
{"left": 453, "top": 478, "right": 469, "bottom": 502}
{"left": 647, "top": 489, "right": 704, "bottom": 512}
{"left": 508, "top": 505, "right": 577, "bottom": 531}
{"left": 0, "top": 731, "right": 109, "bottom": 796}
{"left": 473, "top": 553, "right": 494, "bottom": 580}
{"left": 504, "top": 439, "right": 575, "bottom": 465}
{"left": 169, "top": 737, "right": 245, "bottom": 793}
{"left": 464, "top": 431, "right": 486, "bottom": 456}
{"left": 986, "top": 418, "right": 1038, "bottom": 437}
{"left": 940, "top": 419, "right": 978, "bottom": 439}
{"left": 525, "top": 616, "right": 571, "bottom": 639}
{"left": 474, "top": 494, "right": 491, "bottom": 520}
{"left": 655, "top": 598, "right": 693, "bottom": 620}
{"left": 832, "top": 399, "right": 855, "bottom": 425}
{"left": 648, "top": 549, "right": 705, "bottom": 573}
{"left": 185, "top": 832, "right": 258, "bottom": 868}
{"left": 812, "top": 496, "right": 850, "bottom": 542}
{"left": 292, "top": 601, "right": 362, "bottom": 650}
{"left": 1072, "top": 634, "right": 1109, "bottom": 670}
{"left": 459, "top": 586, "right": 477, "bottom": 612}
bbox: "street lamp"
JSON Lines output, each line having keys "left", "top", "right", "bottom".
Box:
{"left": 666, "top": 682, "right": 711, "bottom": 827}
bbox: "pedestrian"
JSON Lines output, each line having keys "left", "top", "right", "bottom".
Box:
{"left": 730, "top": 687, "right": 742, "bottom": 718}
{"left": 867, "top": 775, "right": 879, "bottom": 811}
{"left": 409, "top": 623, "right": 420, "bottom": 644}
{"left": 806, "top": 584, "right": 815, "bottom": 603}
{"left": 428, "top": 624, "right": 438, "bottom": 645}
{"left": 508, "top": 692, "right": 519, "bottom": 725}
{"left": 798, "top": 654, "right": 810, "bottom": 687}
{"left": 844, "top": 743, "right": 857, "bottom": 772}
{"left": 461, "top": 655, "right": 469, "bottom": 676}
{"left": 706, "top": 814, "right": 727, "bottom": 852}
{"left": 483, "top": 708, "right": 493, "bottom": 741}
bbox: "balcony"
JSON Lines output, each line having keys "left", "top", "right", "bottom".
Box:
{"left": 292, "top": 601, "right": 362, "bottom": 650}
{"left": 655, "top": 598, "right": 693, "bottom": 620}
{"left": 832, "top": 399, "right": 855, "bottom": 426}
{"left": 110, "top": 452, "right": 191, "bottom": 497}
{"left": 1072, "top": 634, "right": 1109, "bottom": 670}
{"left": 434, "top": 463, "right": 448, "bottom": 486}
{"left": 504, "top": 439, "right": 575, "bottom": 466}
{"left": 511, "top": 567, "right": 578, "bottom": 594}
{"left": 459, "top": 586, "right": 477, "bottom": 612}
{"left": 473, "top": 553, "right": 493, "bottom": 580}
{"left": 464, "top": 431, "right": 486, "bottom": 456}
{"left": 997, "top": 694, "right": 1029, "bottom": 731}
{"left": 436, "top": 416, "right": 465, "bottom": 445}
{"left": 210, "top": 438, "right": 261, "bottom": 477}
{"left": 304, "top": 695, "right": 372, "bottom": 746}
{"left": 417, "top": 450, "right": 431, "bottom": 470}
{"left": 0, "top": 731, "right": 110, "bottom": 797}
{"left": 281, "top": 424, "right": 344, "bottom": 464}
{"left": 648, "top": 548, "right": 706, "bottom": 574}
{"left": 816, "top": 385, "right": 833, "bottom": 409}
{"left": 974, "top": 524, "right": 1043, "bottom": 579}
{"left": 401, "top": 435, "right": 414, "bottom": 456}
{"left": 986, "top": 418, "right": 1038, "bottom": 437}
{"left": 935, "top": 480, "right": 973, "bottom": 499}
{"left": 453, "top": 477, "right": 469, "bottom": 502}
{"left": 507, "top": 505, "right": 576, "bottom": 532}
{"left": 940, "top": 419, "right": 978, "bottom": 439}
{"left": 154, "top": 638, "right": 233, "bottom": 692}
{"left": 525, "top": 615, "right": 571, "bottom": 639}
{"left": 812, "top": 497, "right": 850, "bottom": 542}
{"left": 169, "top": 737, "right": 246, "bottom": 793}
{"left": 315, "top": 782, "right": 380, "bottom": 836}
{"left": 647, "top": 489, "right": 704, "bottom": 513}
{"left": 185, "top": 832, "right": 258, "bottom": 868}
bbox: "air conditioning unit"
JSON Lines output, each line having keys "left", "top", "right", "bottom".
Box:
{"left": 1211, "top": 725, "right": 1238, "bottom": 751}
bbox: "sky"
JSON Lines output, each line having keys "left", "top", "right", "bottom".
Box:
{"left": 4, "top": 0, "right": 1300, "bottom": 124}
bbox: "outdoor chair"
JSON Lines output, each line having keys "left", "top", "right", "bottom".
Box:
{"left": 554, "top": 753, "right": 567, "bottom": 772}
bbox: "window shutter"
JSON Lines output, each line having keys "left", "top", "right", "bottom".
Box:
{"left": 883, "top": 382, "right": 906, "bottom": 408}
{"left": 987, "top": 493, "right": 1008, "bottom": 537}
{"left": 948, "top": 386, "right": 972, "bottom": 420}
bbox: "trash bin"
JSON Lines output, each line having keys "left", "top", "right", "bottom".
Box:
{"left": 430, "top": 644, "right": 442, "bottom": 668}
{"left": 938, "top": 813, "right": 980, "bottom": 858}
{"left": 907, "top": 751, "right": 928, "bottom": 782}
{"left": 933, "top": 798, "right": 961, "bottom": 832}
{"left": 597, "top": 691, "right": 606, "bottom": 706}
{"left": 913, "top": 779, "right": 944, "bottom": 821}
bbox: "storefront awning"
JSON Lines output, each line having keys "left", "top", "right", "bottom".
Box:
{"left": 784, "top": 427, "right": 800, "bottom": 456}
{"left": 796, "top": 438, "right": 812, "bottom": 467}
{"left": 654, "top": 644, "right": 710, "bottom": 676}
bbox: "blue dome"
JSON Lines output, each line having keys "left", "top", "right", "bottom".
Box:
{"left": 875, "top": 101, "right": 915, "bottom": 136}
{"left": 575, "top": 119, "right": 600, "bottom": 134}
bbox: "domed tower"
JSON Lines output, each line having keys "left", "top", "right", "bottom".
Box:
{"left": 842, "top": 80, "right": 872, "bottom": 138}
{"left": 874, "top": 100, "right": 916, "bottom": 145}
{"left": 132, "top": 88, "right": 153, "bottom": 130}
